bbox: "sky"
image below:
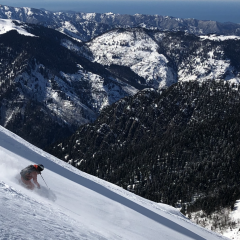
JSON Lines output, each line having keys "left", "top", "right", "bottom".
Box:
{"left": 1, "top": 1, "right": 240, "bottom": 23}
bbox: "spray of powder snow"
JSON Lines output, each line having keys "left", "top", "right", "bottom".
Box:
{"left": 0, "top": 146, "right": 56, "bottom": 201}
{"left": 0, "top": 147, "right": 24, "bottom": 181}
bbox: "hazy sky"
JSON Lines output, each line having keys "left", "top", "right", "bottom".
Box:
{"left": 1, "top": 1, "right": 240, "bottom": 23}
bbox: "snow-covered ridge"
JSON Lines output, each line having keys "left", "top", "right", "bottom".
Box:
{"left": 200, "top": 35, "right": 240, "bottom": 41}
{"left": 12, "top": 61, "right": 136, "bottom": 127}
{"left": 1, "top": 4, "right": 240, "bottom": 43}
{"left": 0, "top": 19, "right": 36, "bottom": 37}
{"left": 0, "top": 126, "right": 229, "bottom": 239}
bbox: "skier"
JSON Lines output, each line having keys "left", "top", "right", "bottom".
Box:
{"left": 20, "top": 164, "right": 44, "bottom": 190}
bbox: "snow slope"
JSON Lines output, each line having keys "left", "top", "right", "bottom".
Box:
{"left": 0, "top": 126, "right": 229, "bottom": 240}
{"left": 0, "top": 19, "right": 36, "bottom": 36}
{"left": 224, "top": 200, "right": 240, "bottom": 239}
{"left": 88, "top": 29, "right": 177, "bottom": 89}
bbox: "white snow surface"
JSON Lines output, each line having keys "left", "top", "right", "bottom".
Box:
{"left": 200, "top": 35, "right": 240, "bottom": 41}
{"left": 0, "top": 19, "right": 36, "bottom": 37}
{"left": 224, "top": 200, "right": 240, "bottom": 239}
{"left": 190, "top": 202, "right": 240, "bottom": 240}
{"left": 88, "top": 29, "right": 177, "bottom": 89}
{"left": 57, "top": 21, "right": 83, "bottom": 41}
{"left": 177, "top": 47, "right": 240, "bottom": 83}
{"left": 0, "top": 126, "right": 229, "bottom": 240}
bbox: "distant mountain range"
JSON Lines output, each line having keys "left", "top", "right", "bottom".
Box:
{"left": 0, "top": 4, "right": 240, "bottom": 42}
{"left": 87, "top": 28, "right": 240, "bottom": 88}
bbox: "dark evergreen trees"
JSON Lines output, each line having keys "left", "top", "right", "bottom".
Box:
{"left": 49, "top": 80, "right": 240, "bottom": 214}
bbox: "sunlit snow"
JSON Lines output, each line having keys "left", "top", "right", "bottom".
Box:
{"left": 88, "top": 29, "right": 177, "bottom": 89}
{"left": 0, "top": 19, "right": 36, "bottom": 37}
{"left": 0, "top": 126, "right": 229, "bottom": 240}
{"left": 200, "top": 35, "right": 240, "bottom": 41}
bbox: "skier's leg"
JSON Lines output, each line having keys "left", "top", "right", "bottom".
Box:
{"left": 27, "top": 181, "right": 35, "bottom": 190}
{"left": 21, "top": 177, "right": 34, "bottom": 190}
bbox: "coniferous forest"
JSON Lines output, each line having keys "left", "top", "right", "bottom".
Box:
{"left": 49, "top": 80, "right": 240, "bottom": 215}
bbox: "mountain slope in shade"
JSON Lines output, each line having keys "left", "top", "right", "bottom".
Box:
{"left": 0, "top": 125, "right": 229, "bottom": 240}
{"left": 1, "top": 17, "right": 240, "bottom": 149}
{"left": 0, "top": 19, "right": 138, "bottom": 148}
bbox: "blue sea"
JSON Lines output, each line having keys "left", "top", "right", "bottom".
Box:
{"left": 3, "top": 1, "right": 240, "bottom": 23}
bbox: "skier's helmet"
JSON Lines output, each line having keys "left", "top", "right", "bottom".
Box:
{"left": 37, "top": 164, "right": 44, "bottom": 171}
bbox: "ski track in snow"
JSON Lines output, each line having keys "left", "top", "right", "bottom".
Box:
{"left": 0, "top": 125, "right": 230, "bottom": 240}
{"left": 0, "top": 181, "right": 108, "bottom": 240}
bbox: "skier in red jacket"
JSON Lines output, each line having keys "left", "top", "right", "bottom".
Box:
{"left": 20, "top": 164, "right": 44, "bottom": 190}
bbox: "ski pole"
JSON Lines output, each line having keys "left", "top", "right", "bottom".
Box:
{"left": 40, "top": 174, "right": 50, "bottom": 189}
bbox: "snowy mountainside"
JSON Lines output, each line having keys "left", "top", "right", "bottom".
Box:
{"left": 1, "top": 19, "right": 240, "bottom": 148}
{"left": 1, "top": 5, "right": 240, "bottom": 90}
{"left": 190, "top": 205, "right": 240, "bottom": 240}
{"left": 200, "top": 34, "right": 240, "bottom": 41}
{"left": 0, "top": 18, "right": 35, "bottom": 36}
{"left": 50, "top": 80, "right": 240, "bottom": 234}
{"left": 88, "top": 28, "right": 177, "bottom": 89}
{"left": 87, "top": 29, "right": 240, "bottom": 88}
{"left": 0, "top": 20, "right": 137, "bottom": 148}
{"left": 0, "top": 125, "right": 229, "bottom": 240}
{"left": 0, "top": 4, "right": 240, "bottom": 42}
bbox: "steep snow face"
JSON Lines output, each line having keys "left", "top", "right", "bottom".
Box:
{"left": 0, "top": 126, "right": 229, "bottom": 240}
{"left": 0, "top": 19, "right": 36, "bottom": 36}
{"left": 0, "top": 181, "right": 99, "bottom": 240}
{"left": 88, "top": 29, "right": 177, "bottom": 89}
